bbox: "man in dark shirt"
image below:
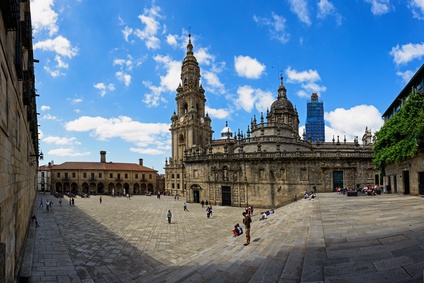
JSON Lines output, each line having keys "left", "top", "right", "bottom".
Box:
{"left": 242, "top": 212, "right": 252, "bottom": 246}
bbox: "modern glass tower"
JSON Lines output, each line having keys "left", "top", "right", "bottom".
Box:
{"left": 305, "top": 93, "right": 325, "bottom": 142}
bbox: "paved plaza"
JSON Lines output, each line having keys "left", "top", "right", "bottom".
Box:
{"left": 25, "top": 192, "right": 424, "bottom": 282}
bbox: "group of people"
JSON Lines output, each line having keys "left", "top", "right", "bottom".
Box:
{"left": 259, "top": 209, "right": 275, "bottom": 221}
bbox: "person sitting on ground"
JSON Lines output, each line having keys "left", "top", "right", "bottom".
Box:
{"left": 233, "top": 223, "right": 243, "bottom": 236}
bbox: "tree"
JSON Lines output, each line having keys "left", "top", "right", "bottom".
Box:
{"left": 373, "top": 91, "right": 424, "bottom": 170}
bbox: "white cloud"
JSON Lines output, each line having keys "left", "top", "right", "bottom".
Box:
{"left": 71, "top": 98, "right": 83, "bottom": 104}
{"left": 205, "top": 106, "right": 230, "bottom": 119}
{"left": 288, "top": 0, "right": 311, "bottom": 25}
{"left": 409, "top": 0, "right": 424, "bottom": 19}
{"left": 234, "top": 55, "right": 266, "bottom": 79}
{"left": 365, "top": 0, "right": 390, "bottom": 16}
{"left": 324, "top": 105, "right": 383, "bottom": 141}
{"left": 42, "top": 136, "right": 80, "bottom": 146}
{"left": 396, "top": 70, "right": 415, "bottom": 83}
{"left": 285, "top": 67, "right": 326, "bottom": 98}
{"left": 48, "top": 148, "right": 91, "bottom": 157}
{"left": 203, "top": 71, "right": 225, "bottom": 94}
{"left": 41, "top": 105, "right": 51, "bottom": 111}
{"left": 116, "top": 71, "right": 132, "bottom": 87}
{"left": 195, "top": 47, "right": 216, "bottom": 66}
{"left": 34, "top": 36, "right": 78, "bottom": 58}
{"left": 122, "top": 26, "right": 133, "bottom": 42}
{"left": 253, "top": 13, "right": 290, "bottom": 44}
{"left": 317, "top": 0, "right": 342, "bottom": 25}
{"left": 64, "top": 116, "right": 170, "bottom": 152}
{"left": 30, "top": 0, "right": 59, "bottom": 36}
{"left": 166, "top": 34, "right": 178, "bottom": 46}
{"left": 134, "top": 4, "right": 162, "bottom": 49}
{"left": 235, "top": 85, "right": 274, "bottom": 113}
{"left": 42, "top": 114, "right": 58, "bottom": 120}
{"left": 390, "top": 42, "right": 424, "bottom": 65}
{"left": 113, "top": 56, "right": 135, "bottom": 71}
{"left": 94, "top": 82, "right": 115, "bottom": 96}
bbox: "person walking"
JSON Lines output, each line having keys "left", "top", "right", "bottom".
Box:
{"left": 100, "top": 196, "right": 102, "bottom": 203}
{"left": 39, "top": 198, "right": 43, "bottom": 208}
{"left": 184, "top": 203, "right": 188, "bottom": 211}
{"left": 242, "top": 212, "right": 252, "bottom": 246}
{"left": 167, "top": 210, "right": 172, "bottom": 224}
{"left": 206, "top": 206, "right": 211, "bottom": 218}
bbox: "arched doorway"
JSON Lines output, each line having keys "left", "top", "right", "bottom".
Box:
{"left": 55, "top": 183, "right": 63, "bottom": 194}
{"left": 190, "top": 184, "right": 201, "bottom": 203}
{"left": 70, "top": 182, "right": 78, "bottom": 195}
{"left": 147, "top": 183, "right": 154, "bottom": 193}
{"left": 134, "top": 183, "right": 140, "bottom": 195}
{"left": 141, "top": 183, "right": 147, "bottom": 195}
{"left": 108, "top": 183, "right": 115, "bottom": 195}
{"left": 81, "top": 183, "right": 89, "bottom": 194}
{"left": 123, "top": 183, "right": 130, "bottom": 195}
{"left": 97, "top": 182, "right": 104, "bottom": 194}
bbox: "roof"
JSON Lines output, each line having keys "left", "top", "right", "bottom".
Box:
{"left": 50, "top": 162, "right": 157, "bottom": 172}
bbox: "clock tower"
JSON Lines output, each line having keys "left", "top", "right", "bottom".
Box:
{"left": 165, "top": 34, "right": 213, "bottom": 196}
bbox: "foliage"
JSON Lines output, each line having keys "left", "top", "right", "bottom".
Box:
{"left": 373, "top": 91, "right": 424, "bottom": 170}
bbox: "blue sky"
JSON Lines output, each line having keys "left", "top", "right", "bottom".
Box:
{"left": 32, "top": 0, "right": 424, "bottom": 173}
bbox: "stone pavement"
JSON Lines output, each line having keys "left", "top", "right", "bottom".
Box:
{"left": 25, "top": 192, "right": 424, "bottom": 282}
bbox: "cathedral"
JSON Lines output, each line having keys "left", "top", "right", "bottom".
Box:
{"left": 164, "top": 35, "right": 375, "bottom": 208}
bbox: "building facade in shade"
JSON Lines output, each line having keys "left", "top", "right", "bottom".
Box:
{"left": 49, "top": 151, "right": 159, "bottom": 196}
{"left": 381, "top": 64, "right": 424, "bottom": 195}
{"left": 164, "top": 35, "right": 375, "bottom": 208}
{"left": 0, "top": 0, "right": 40, "bottom": 281}
{"left": 305, "top": 92, "right": 325, "bottom": 142}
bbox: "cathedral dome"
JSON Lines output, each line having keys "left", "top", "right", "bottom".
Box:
{"left": 220, "top": 121, "right": 233, "bottom": 139}
{"left": 270, "top": 76, "right": 294, "bottom": 113}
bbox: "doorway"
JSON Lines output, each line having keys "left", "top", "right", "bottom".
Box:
{"left": 333, "top": 171, "right": 344, "bottom": 191}
{"left": 403, "top": 170, "right": 410, "bottom": 194}
{"left": 221, "top": 186, "right": 231, "bottom": 206}
{"left": 193, "top": 190, "right": 200, "bottom": 203}
{"left": 419, "top": 172, "right": 424, "bottom": 195}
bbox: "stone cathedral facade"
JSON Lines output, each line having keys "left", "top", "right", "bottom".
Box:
{"left": 164, "top": 35, "right": 375, "bottom": 208}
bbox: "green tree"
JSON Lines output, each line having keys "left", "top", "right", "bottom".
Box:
{"left": 373, "top": 91, "right": 424, "bottom": 170}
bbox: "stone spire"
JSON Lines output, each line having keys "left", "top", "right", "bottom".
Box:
{"left": 278, "top": 75, "right": 287, "bottom": 99}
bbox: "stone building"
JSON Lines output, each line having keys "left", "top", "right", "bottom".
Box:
{"left": 50, "top": 151, "right": 159, "bottom": 196}
{"left": 164, "top": 35, "right": 375, "bottom": 208}
{"left": 0, "top": 0, "right": 40, "bottom": 281}
{"left": 381, "top": 64, "right": 424, "bottom": 195}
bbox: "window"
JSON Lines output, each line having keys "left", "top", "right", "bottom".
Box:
{"left": 135, "top": 174, "right": 138, "bottom": 179}
{"left": 172, "top": 174, "right": 175, "bottom": 179}
{"left": 57, "top": 172, "right": 60, "bottom": 178}
{"left": 72, "top": 172, "right": 76, "bottom": 178}
{"left": 41, "top": 172, "right": 45, "bottom": 177}
{"left": 172, "top": 183, "right": 175, "bottom": 188}
{"left": 99, "top": 173, "right": 102, "bottom": 178}
{"left": 91, "top": 173, "right": 95, "bottom": 179}
{"left": 142, "top": 174, "right": 145, "bottom": 180}
{"left": 177, "top": 174, "right": 180, "bottom": 179}
{"left": 177, "top": 183, "right": 180, "bottom": 189}
{"left": 149, "top": 174, "right": 152, "bottom": 179}
{"left": 125, "top": 173, "right": 128, "bottom": 179}
{"left": 83, "top": 173, "right": 87, "bottom": 178}
{"left": 110, "top": 173, "right": 113, "bottom": 178}
{"left": 117, "top": 173, "right": 121, "bottom": 180}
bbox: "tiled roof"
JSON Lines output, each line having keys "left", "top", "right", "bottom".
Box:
{"left": 51, "top": 162, "right": 157, "bottom": 172}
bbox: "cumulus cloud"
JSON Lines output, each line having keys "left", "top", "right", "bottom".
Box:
{"left": 30, "top": 0, "right": 59, "bottom": 36}
{"left": 253, "top": 13, "right": 290, "bottom": 44}
{"left": 285, "top": 67, "right": 326, "bottom": 98}
{"left": 64, "top": 116, "right": 170, "bottom": 153}
{"left": 116, "top": 71, "right": 132, "bottom": 86}
{"left": 235, "top": 85, "right": 274, "bottom": 113}
{"left": 41, "top": 105, "right": 51, "bottom": 111}
{"left": 94, "top": 82, "right": 116, "bottom": 96}
{"left": 166, "top": 34, "right": 178, "bottom": 46}
{"left": 409, "top": 0, "right": 424, "bottom": 19}
{"left": 42, "top": 114, "right": 58, "bottom": 120}
{"left": 203, "top": 71, "right": 225, "bottom": 94}
{"left": 365, "top": 0, "right": 390, "bottom": 16}
{"left": 134, "top": 4, "right": 162, "bottom": 49}
{"left": 288, "top": 0, "right": 311, "bottom": 25}
{"left": 48, "top": 148, "right": 91, "bottom": 157}
{"left": 42, "top": 136, "right": 81, "bottom": 146}
{"left": 324, "top": 105, "right": 383, "bottom": 141}
{"left": 205, "top": 106, "right": 230, "bottom": 119}
{"left": 122, "top": 26, "right": 133, "bottom": 42}
{"left": 234, "top": 55, "right": 266, "bottom": 79}
{"left": 390, "top": 42, "right": 424, "bottom": 65}
{"left": 396, "top": 70, "right": 415, "bottom": 84}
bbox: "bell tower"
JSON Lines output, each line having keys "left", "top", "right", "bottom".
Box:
{"left": 165, "top": 34, "right": 213, "bottom": 196}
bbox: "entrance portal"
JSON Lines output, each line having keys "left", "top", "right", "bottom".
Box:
{"left": 403, "top": 170, "right": 410, "bottom": 194}
{"left": 221, "top": 186, "right": 231, "bottom": 206}
{"left": 193, "top": 190, "right": 200, "bottom": 203}
{"left": 333, "top": 171, "right": 343, "bottom": 191}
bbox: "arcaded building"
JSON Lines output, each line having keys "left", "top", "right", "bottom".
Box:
{"left": 0, "top": 0, "right": 40, "bottom": 281}
{"left": 50, "top": 151, "right": 158, "bottom": 196}
{"left": 165, "top": 35, "right": 375, "bottom": 208}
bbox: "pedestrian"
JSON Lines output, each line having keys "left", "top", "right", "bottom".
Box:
{"left": 167, "top": 210, "right": 172, "bottom": 224}
{"left": 201, "top": 200, "right": 205, "bottom": 208}
{"left": 49, "top": 201, "right": 53, "bottom": 211}
{"left": 294, "top": 195, "right": 297, "bottom": 202}
{"left": 39, "top": 198, "right": 43, "bottom": 208}
{"left": 59, "top": 198, "right": 62, "bottom": 206}
{"left": 251, "top": 205, "right": 254, "bottom": 216}
{"left": 100, "top": 196, "right": 102, "bottom": 203}
{"left": 184, "top": 203, "right": 188, "bottom": 211}
{"left": 242, "top": 212, "right": 252, "bottom": 246}
{"left": 46, "top": 200, "right": 50, "bottom": 212}
{"left": 206, "top": 206, "right": 211, "bottom": 218}
{"left": 69, "top": 198, "right": 72, "bottom": 206}
{"left": 208, "top": 205, "right": 213, "bottom": 217}
{"left": 71, "top": 198, "right": 75, "bottom": 206}
{"left": 31, "top": 215, "right": 39, "bottom": 228}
